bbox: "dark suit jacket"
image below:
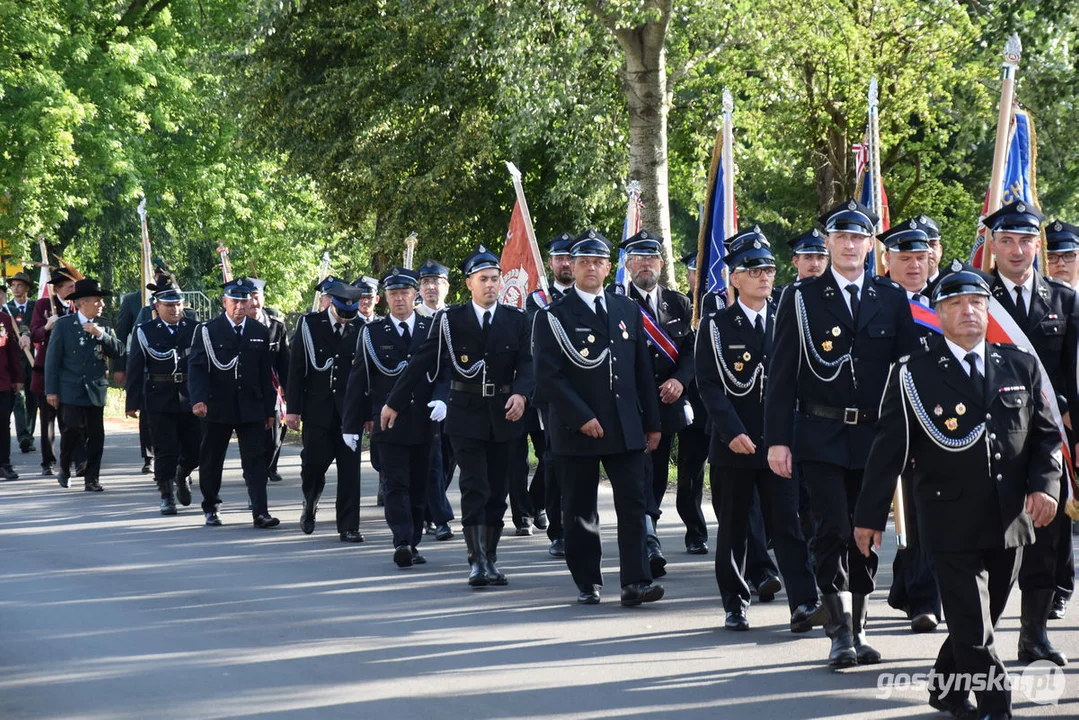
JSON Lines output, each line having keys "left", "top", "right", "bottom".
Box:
{"left": 125, "top": 317, "right": 198, "bottom": 413}
{"left": 524, "top": 284, "right": 570, "bottom": 427}
{"left": 114, "top": 291, "right": 143, "bottom": 346}
{"left": 764, "top": 268, "right": 919, "bottom": 468}
{"left": 188, "top": 315, "right": 276, "bottom": 425}
{"left": 285, "top": 311, "right": 360, "bottom": 428}
{"left": 533, "top": 290, "right": 661, "bottom": 456}
{"left": 29, "top": 296, "right": 70, "bottom": 396}
{"left": 44, "top": 314, "right": 124, "bottom": 407}
{"left": 695, "top": 301, "right": 774, "bottom": 469}
{"left": 386, "top": 303, "right": 534, "bottom": 443}
{"left": 0, "top": 312, "right": 25, "bottom": 391}
{"left": 856, "top": 338, "right": 1061, "bottom": 552}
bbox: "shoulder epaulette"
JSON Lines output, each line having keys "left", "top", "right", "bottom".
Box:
{"left": 872, "top": 275, "right": 902, "bottom": 290}
{"left": 792, "top": 274, "right": 820, "bottom": 290}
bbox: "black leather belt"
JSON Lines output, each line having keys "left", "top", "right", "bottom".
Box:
{"left": 451, "top": 380, "right": 512, "bottom": 397}
{"left": 798, "top": 402, "right": 878, "bottom": 425}
{"left": 149, "top": 373, "right": 188, "bottom": 384}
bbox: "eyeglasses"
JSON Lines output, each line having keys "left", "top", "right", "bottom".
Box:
{"left": 1048, "top": 252, "right": 1078, "bottom": 264}
{"left": 737, "top": 267, "right": 776, "bottom": 279}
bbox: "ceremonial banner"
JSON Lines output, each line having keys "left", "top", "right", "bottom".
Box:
{"left": 498, "top": 162, "right": 546, "bottom": 308}
{"left": 615, "top": 182, "right": 643, "bottom": 290}
{"left": 37, "top": 236, "right": 49, "bottom": 301}
{"left": 854, "top": 79, "right": 889, "bottom": 275}
{"left": 692, "top": 89, "right": 737, "bottom": 322}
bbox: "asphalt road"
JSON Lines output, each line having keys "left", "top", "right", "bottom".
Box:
{"left": 1, "top": 421, "right": 1076, "bottom": 719}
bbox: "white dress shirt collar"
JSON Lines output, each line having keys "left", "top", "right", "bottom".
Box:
{"left": 392, "top": 312, "right": 416, "bottom": 336}
{"left": 737, "top": 299, "right": 766, "bottom": 328}
{"left": 574, "top": 285, "right": 605, "bottom": 313}
{"left": 998, "top": 272, "right": 1035, "bottom": 311}
{"left": 472, "top": 300, "right": 497, "bottom": 327}
{"left": 945, "top": 337, "right": 985, "bottom": 377}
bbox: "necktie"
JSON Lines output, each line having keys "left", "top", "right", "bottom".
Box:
{"left": 166, "top": 324, "right": 176, "bottom": 335}
{"left": 399, "top": 321, "right": 411, "bottom": 344}
{"left": 911, "top": 292, "right": 924, "bottom": 306}
{"left": 846, "top": 284, "right": 860, "bottom": 323}
{"left": 1014, "top": 286, "right": 1027, "bottom": 318}
{"left": 594, "top": 297, "right": 608, "bottom": 324}
{"left": 234, "top": 324, "right": 243, "bottom": 339}
{"left": 482, "top": 310, "right": 491, "bottom": 333}
{"left": 964, "top": 351, "right": 983, "bottom": 393}
{"left": 333, "top": 323, "right": 342, "bottom": 339}
{"left": 754, "top": 313, "right": 765, "bottom": 339}
{"left": 645, "top": 293, "right": 656, "bottom": 318}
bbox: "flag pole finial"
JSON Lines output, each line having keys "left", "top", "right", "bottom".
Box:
{"left": 722, "top": 88, "right": 733, "bottom": 115}
{"left": 1004, "top": 33, "right": 1022, "bottom": 68}
{"left": 868, "top": 77, "right": 878, "bottom": 106}
{"left": 136, "top": 196, "right": 147, "bottom": 220}
{"left": 626, "top": 180, "right": 641, "bottom": 197}
{"left": 505, "top": 161, "right": 521, "bottom": 180}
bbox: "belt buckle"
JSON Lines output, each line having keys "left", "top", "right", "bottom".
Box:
{"left": 843, "top": 407, "right": 859, "bottom": 425}
{"left": 481, "top": 383, "right": 496, "bottom": 397}
{"left": 173, "top": 374, "right": 184, "bottom": 384}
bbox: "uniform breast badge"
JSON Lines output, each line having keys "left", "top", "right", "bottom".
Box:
{"left": 933, "top": 405, "right": 943, "bottom": 417}
{"left": 821, "top": 340, "right": 833, "bottom": 352}
{"left": 831, "top": 326, "right": 841, "bottom": 337}
{"left": 955, "top": 403, "right": 966, "bottom": 416}
{"left": 945, "top": 418, "right": 958, "bottom": 431}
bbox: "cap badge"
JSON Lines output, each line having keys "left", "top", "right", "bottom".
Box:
{"left": 909, "top": 219, "right": 918, "bottom": 229}
{"left": 950, "top": 259, "right": 962, "bottom": 272}
{"left": 753, "top": 240, "right": 761, "bottom": 249}
{"left": 1017, "top": 203, "right": 1026, "bottom": 213}
{"left": 848, "top": 201, "right": 857, "bottom": 211}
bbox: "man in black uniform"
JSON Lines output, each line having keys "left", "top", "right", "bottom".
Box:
{"left": 534, "top": 230, "right": 664, "bottom": 606}
{"left": 352, "top": 276, "right": 385, "bottom": 505}
{"left": 286, "top": 282, "right": 365, "bottom": 542}
{"left": 246, "top": 279, "right": 289, "bottom": 484}
{"left": 878, "top": 221, "right": 944, "bottom": 633}
{"left": 983, "top": 201, "right": 1075, "bottom": 667}
{"left": 676, "top": 251, "right": 709, "bottom": 554}
{"left": 765, "top": 199, "right": 918, "bottom": 667}
{"left": 695, "top": 231, "right": 822, "bottom": 632}
{"left": 5, "top": 272, "right": 37, "bottom": 455}
{"left": 125, "top": 281, "right": 200, "bottom": 515}
{"left": 611, "top": 229, "right": 695, "bottom": 577}
{"left": 917, "top": 214, "right": 944, "bottom": 285}
{"left": 349, "top": 268, "right": 446, "bottom": 566}
{"left": 525, "top": 233, "right": 577, "bottom": 557}
{"left": 855, "top": 263, "right": 1062, "bottom": 720}
{"left": 115, "top": 282, "right": 156, "bottom": 474}
{"left": 189, "top": 278, "right": 278, "bottom": 529}
{"left": 384, "top": 246, "right": 533, "bottom": 587}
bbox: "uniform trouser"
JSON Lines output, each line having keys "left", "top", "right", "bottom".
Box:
{"left": 557, "top": 451, "right": 652, "bottom": 590}
{"left": 646, "top": 432, "right": 674, "bottom": 512}
{"left": 712, "top": 463, "right": 817, "bottom": 613}
{"left": 147, "top": 411, "right": 201, "bottom": 496}
{"left": 800, "top": 461, "right": 878, "bottom": 595}
{"left": 299, "top": 424, "right": 361, "bottom": 532}
{"left": 58, "top": 404, "right": 104, "bottom": 483}
{"left": 675, "top": 421, "right": 709, "bottom": 546}
{"left": 509, "top": 428, "right": 546, "bottom": 527}
{"left": 37, "top": 393, "right": 58, "bottom": 467}
{"left": 796, "top": 466, "right": 817, "bottom": 545}
{"left": 543, "top": 438, "right": 564, "bottom": 542}
{"left": 264, "top": 413, "right": 284, "bottom": 473}
{"left": 0, "top": 391, "right": 14, "bottom": 465}
{"left": 931, "top": 547, "right": 1020, "bottom": 718}
{"left": 199, "top": 421, "right": 268, "bottom": 518}
{"left": 450, "top": 434, "right": 510, "bottom": 529}
{"left": 378, "top": 440, "right": 431, "bottom": 548}
{"left": 889, "top": 471, "right": 942, "bottom": 617}
{"left": 745, "top": 488, "right": 779, "bottom": 586}
{"left": 1055, "top": 514, "right": 1075, "bottom": 600}
{"left": 13, "top": 387, "right": 36, "bottom": 445}
{"left": 1018, "top": 481, "right": 1072, "bottom": 592}
{"left": 138, "top": 411, "right": 154, "bottom": 460}
{"left": 425, "top": 425, "right": 455, "bottom": 525}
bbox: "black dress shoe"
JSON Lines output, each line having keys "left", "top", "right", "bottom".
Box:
{"left": 42, "top": 464, "right": 54, "bottom": 477}
{"left": 339, "top": 530, "right": 365, "bottom": 543}
{"left": 141, "top": 459, "right": 152, "bottom": 474}
{"left": 577, "top": 586, "right": 601, "bottom": 604}
{"left": 755, "top": 574, "right": 781, "bottom": 603}
{"left": 686, "top": 542, "right": 708, "bottom": 555}
{"left": 160, "top": 497, "right": 177, "bottom": 515}
{"left": 411, "top": 548, "right": 427, "bottom": 565}
{"left": 300, "top": 502, "right": 316, "bottom": 535}
{"left": 424, "top": 521, "right": 437, "bottom": 535}
{"left": 534, "top": 510, "right": 549, "bottom": 530}
{"left": 268, "top": 470, "right": 283, "bottom": 483}
{"left": 174, "top": 475, "right": 192, "bottom": 507}
{"left": 19, "top": 439, "right": 32, "bottom": 453}
{"left": 515, "top": 522, "right": 534, "bottom": 536}
{"left": 928, "top": 690, "right": 978, "bottom": 720}
{"left": 1050, "top": 595, "right": 1068, "bottom": 620}
{"left": 620, "top": 582, "right": 664, "bottom": 607}
{"left": 725, "top": 610, "right": 750, "bottom": 631}
{"left": 56, "top": 474, "right": 69, "bottom": 488}
{"left": 911, "top": 612, "right": 939, "bottom": 633}
{"left": 253, "top": 514, "right": 280, "bottom": 528}
{"left": 0, "top": 465, "right": 18, "bottom": 480}
{"left": 549, "top": 538, "right": 566, "bottom": 557}
{"left": 393, "top": 545, "right": 413, "bottom": 568}
{"left": 435, "top": 523, "right": 454, "bottom": 541}
{"left": 790, "top": 600, "right": 827, "bottom": 633}
{"left": 205, "top": 512, "right": 222, "bottom": 526}
{"left": 84, "top": 481, "right": 104, "bottom": 492}
{"left": 649, "top": 552, "right": 667, "bottom": 578}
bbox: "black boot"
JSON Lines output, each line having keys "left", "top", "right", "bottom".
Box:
{"left": 485, "top": 526, "right": 508, "bottom": 586}
{"left": 464, "top": 525, "right": 490, "bottom": 588}
{"left": 821, "top": 592, "right": 857, "bottom": 668}
{"left": 300, "top": 493, "right": 319, "bottom": 535}
{"left": 1018, "top": 589, "right": 1068, "bottom": 666}
{"left": 173, "top": 467, "right": 192, "bottom": 507}
{"left": 644, "top": 516, "right": 667, "bottom": 578}
{"left": 852, "top": 593, "right": 882, "bottom": 664}
{"left": 156, "top": 477, "right": 177, "bottom": 515}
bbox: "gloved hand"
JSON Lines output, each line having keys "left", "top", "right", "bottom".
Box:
{"left": 427, "top": 400, "right": 447, "bottom": 422}
{"left": 342, "top": 433, "right": 359, "bottom": 451}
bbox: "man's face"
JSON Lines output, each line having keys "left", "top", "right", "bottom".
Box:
{"left": 420, "top": 276, "right": 449, "bottom": 308}
{"left": 55, "top": 280, "right": 75, "bottom": 300}
{"left": 76, "top": 296, "right": 104, "bottom": 319}
{"left": 9, "top": 280, "right": 28, "bottom": 299}
{"left": 573, "top": 257, "right": 610, "bottom": 293}
{"left": 685, "top": 268, "right": 697, "bottom": 296}
{"left": 927, "top": 240, "right": 943, "bottom": 275}
{"left": 246, "top": 290, "right": 264, "bottom": 319}
{"left": 386, "top": 288, "right": 417, "bottom": 319}
{"left": 358, "top": 293, "right": 378, "bottom": 316}
{"left": 155, "top": 300, "right": 184, "bottom": 324}
{"left": 888, "top": 250, "right": 929, "bottom": 293}
{"left": 990, "top": 231, "right": 1039, "bottom": 280}
{"left": 791, "top": 253, "right": 828, "bottom": 279}
{"left": 319, "top": 294, "right": 333, "bottom": 311}
{"left": 730, "top": 266, "right": 775, "bottom": 304}
{"left": 826, "top": 231, "right": 873, "bottom": 275}
{"left": 465, "top": 268, "right": 501, "bottom": 307}
{"left": 222, "top": 296, "right": 248, "bottom": 323}
{"left": 627, "top": 254, "right": 663, "bottom": 291}
{"left": 937, "top": 294, "right": 988, "bottom": 349}
{"left": 548, "top": 254, "right": 574, "bottom": 286}
{"left": 1047, "top": 251, "right": 1079, "bottom": 287}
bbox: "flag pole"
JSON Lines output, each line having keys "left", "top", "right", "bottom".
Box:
{"left": 310, "top": 251, "right": 332, "bottom": 312}
{"left": 721, "top": 88, "right": 736, "bottom": 307}
{"left": 868, "top": 78, "right": 887, "bottom": 276}
{"left": 693, "top": 127, "right": 723, "bottom": 327}
{"left": 982, "top": 33, "right": 1022, "bottom": 272}
{"left": 137, "top": 198, "right": 152, "bottom": 308}
{"left": 505, "top": 162, "right": 548, "bottom": 296}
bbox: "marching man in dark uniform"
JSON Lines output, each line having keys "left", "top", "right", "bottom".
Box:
{"left": 346, "top": 268, "right": 446, "bottom": 566}
{"left": 44, "top": 278, "right": 124, "bottom": 492}
{"left": 246, "top": 279, "right": 290, "bottom": 483}
{"left": 352, "top": 276, "right": 385, "bottom": 505}
{"left": 0, "top": 286, "right": 25, "bottom": 480}
{"left": 765, "top": 199, "right": 919, "bottom": 667}
{"left": 31, "top": 268, "right": 81, "bottom": 477}
{"left": 287, "top": 281, "right": 365, "bottom": 542}
{"left": 534, "top": 230, "right": 664, "bottom": 606}
{"left": 188, "top": 278, "right": 279, "bottom": 528}
{"left": 675, "top": 251, "right": 709, "bottom": 554}
{"left": 125, "top": 281, "right": 200, "bottom": 514}
{"left": 383, "top": 246, "right": 533, "bottom": 587}
{"left": 983, "top": 201, "right": 1075, "bottom": 667}
{"left": 855, "top": 262, "right": 1062, "bottom": 720}
{"left": 612, "top": 229, "right": 695, "bottom": 578}
{"left": 917, "top": 215, "right": 944, "bottom": 284}
{"left": 695, "top": 231, "right": 823, "bottom": 633}
{"left": 6, "top": 272, "right": 37, "bottom": 456}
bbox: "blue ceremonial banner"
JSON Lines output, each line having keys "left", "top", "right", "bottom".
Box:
{"left": 692, "top": 128, "right": 736, "bottom": 319}
{"left": 615, "top": 183, "right": 642, "bottom": 289}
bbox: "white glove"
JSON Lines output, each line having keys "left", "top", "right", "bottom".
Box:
{"left": 342, "top": 433, "right": 359, "bottom": 452}
{"left": 427, "top": 400, "right": 447, "bottom": 422}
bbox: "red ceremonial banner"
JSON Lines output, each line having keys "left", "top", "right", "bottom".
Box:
{"left": 498, "top": 198, "right": 540, "bottom": 308}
